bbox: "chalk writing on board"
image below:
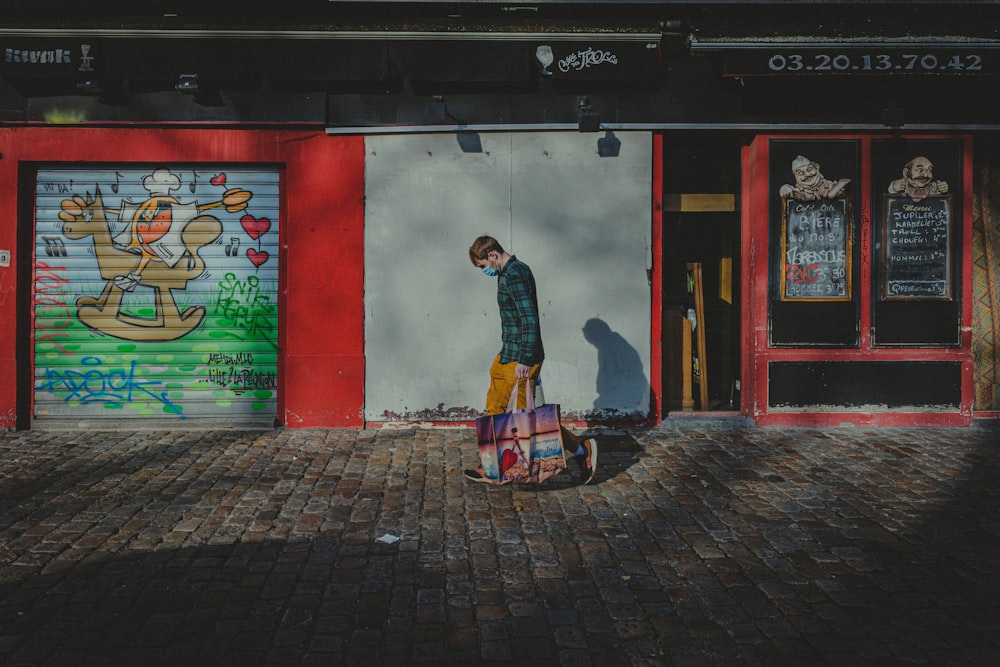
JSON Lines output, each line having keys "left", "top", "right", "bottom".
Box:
{"left": 882, "top": 195, "right": 951, "bottom": 300}
{"left": 781, "top": 198, "right": 852, "bottom": 301}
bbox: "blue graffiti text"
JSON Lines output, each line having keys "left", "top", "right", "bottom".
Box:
{"left": 39, "top": 356, "right": 183, "bottom": 416}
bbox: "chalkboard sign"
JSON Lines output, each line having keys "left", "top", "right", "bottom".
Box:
{"left": 780, "top": 197, "right": 852, "bottom": 301}
{"left": 882, "top": 195, "right": 952, "bottom": 300}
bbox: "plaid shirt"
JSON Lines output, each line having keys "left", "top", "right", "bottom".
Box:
{"left": 497, "top": 256, "right": 544, "bottom": 365}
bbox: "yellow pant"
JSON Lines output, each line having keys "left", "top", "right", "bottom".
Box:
{"left": 485, "top": 355, "right": 580, "bottom": 450}
{"left": 486, "top": 354, "right": 541, "bottom": 415}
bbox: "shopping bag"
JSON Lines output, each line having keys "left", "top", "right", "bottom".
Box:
{"left": 474, "top": 380, "right": 567, "bottom": 484}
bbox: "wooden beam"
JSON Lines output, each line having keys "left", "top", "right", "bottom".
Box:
{"left": 663, "top": 193, "right": 736, "bottom": 212}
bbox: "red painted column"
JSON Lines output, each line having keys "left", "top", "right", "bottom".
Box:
{"left": 961, "top": 135, "right": 976, "bottom": 419}
{"left": 741, "top": 138, "right": 771, "bottom": 421}
{"left": 649, "top": 134, "right": 664, "bottom": 424}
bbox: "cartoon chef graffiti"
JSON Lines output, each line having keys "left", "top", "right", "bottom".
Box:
{"left": 59, "top": 168, "right": 252, "bottom": 341}
{"left": 112, "top": 169, "right": 241, "bottom": 290}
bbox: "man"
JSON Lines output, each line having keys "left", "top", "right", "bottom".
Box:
{"left": 464, "top": 235, "right": 598, "bottom": 484}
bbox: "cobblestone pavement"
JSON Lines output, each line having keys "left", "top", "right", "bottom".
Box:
{"left": 1, "top": 421, "right": 999, "bottom": 666}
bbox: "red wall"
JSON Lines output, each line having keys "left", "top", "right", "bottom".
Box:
{"left": 0, "top": 127, "right": 366, "bottom": 428}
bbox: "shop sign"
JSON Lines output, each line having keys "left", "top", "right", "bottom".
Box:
{"left": 388, "top": 39, "right": 661, "bottom": 83}
{"left": 0, "top": 40, "right": 96, "bottom": 77}
{"left": 719, "top": 46, "right": 1000, "bottom": 77}
{"left": 535, "top": 41, "right": 662, "bottom": 81}
{"left": 781, "top": 198, "right": 852, "bottom": 301}
{"left": 881, "top": 195, "right": 952, "bottom": 300}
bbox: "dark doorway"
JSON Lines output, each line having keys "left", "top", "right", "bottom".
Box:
{"left": 661, "top": 132, "right": 743, "bottom": 413}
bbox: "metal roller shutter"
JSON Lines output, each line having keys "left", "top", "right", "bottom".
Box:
{"left": 33, "top": 166, "right": 280, "bottom": 426}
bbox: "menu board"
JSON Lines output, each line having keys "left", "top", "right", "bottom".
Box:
{"left": 882, "top": 195, "right": 952, "bottom": 300}
{"left": 780, "top": 197, "right": 852, "bottom": 301}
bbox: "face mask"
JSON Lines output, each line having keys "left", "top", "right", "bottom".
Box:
{"left": 481, "top": 255, "right": 499, "bottom": 276}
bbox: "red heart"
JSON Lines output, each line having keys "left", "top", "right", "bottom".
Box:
{"left": 210, "top": 173, "right": 227, "bottom": 186}
{"left": 500, "top": 449, "right": 517, "bottom": 473}
{"left": 246, "top": 248, "right": 269, "bottom": 268}
{"left": 241, "top": 215, "right": 271, "bottom": 240}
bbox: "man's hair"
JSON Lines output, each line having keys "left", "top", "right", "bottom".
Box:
{"left": 469, "top": 235, "right": 505, "bottom": 265}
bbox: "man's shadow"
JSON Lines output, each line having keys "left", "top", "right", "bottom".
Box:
{"left": 582, "top": 317, "right": 649, "bottom": 420}
{"left": 567, "top": 317, "right": 649, "bottom": 485}
{"left": 527, "top": 318, "right": 649, "bottom": 489}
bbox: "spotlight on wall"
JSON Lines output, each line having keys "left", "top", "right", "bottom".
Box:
{"left": 579, "top": 113, "right": 600, "bottom": 132}
{"left": 76, "top": 79, "right": 103, "bottom": 94}
{"left": 175, "top": 73, "right": 224, "bottom": 106}
{"left": 175, "top": 73, "right": 199, "bottom": 93}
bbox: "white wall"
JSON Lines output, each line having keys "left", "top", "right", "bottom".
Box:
{"left": 364, "top": 131, "right": 651, "bottom": 422}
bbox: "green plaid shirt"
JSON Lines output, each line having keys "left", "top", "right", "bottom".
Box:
{"left": 497, "top": 256, "right": 544, "bottom": 366}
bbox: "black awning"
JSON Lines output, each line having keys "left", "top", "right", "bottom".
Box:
{"left": 387, "top": 41, "right": 529, "bottom": 82}
{"left": 1, "top": 33, "right": 665, "bottom": 94}
{"left": 101, "top": 39, "right": 254, "bottom": 82}
{"left": 100, "top": 37, "right": 391, "bottom": 85}
{"left": 249, "top": 39, "right": 390, "bottom": 83}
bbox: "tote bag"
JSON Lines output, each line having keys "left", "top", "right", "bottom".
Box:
{"left": 474, "top": 381, "right": 567, "bottom": 484}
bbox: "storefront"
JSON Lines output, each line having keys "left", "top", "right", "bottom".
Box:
{"left": 745, "top": 134, "right": 973, "bottom": 425}
{"left": 2, "top": 128, "right": 367, "bottom": 429}
{"left": 2, "top": 2, "right": 999, "bottom": 429}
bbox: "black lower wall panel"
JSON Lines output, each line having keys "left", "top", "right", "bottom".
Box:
{"left": 768, "top": 361, "right": 961, "bottom": 409}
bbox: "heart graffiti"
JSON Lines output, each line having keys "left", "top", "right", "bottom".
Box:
{"left": 500, "top": 448, "right": 517, "bottom": 473}
{"left": 240, "top": 214, "right": 271, "bottom": 241}
{"left": 246, "top": 248, "right": 269, "bottom": 268}
{"left": 210, "top": 173, "right": 227, "bottom": 186}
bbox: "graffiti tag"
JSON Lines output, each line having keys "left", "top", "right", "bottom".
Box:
{"left": 207, "top": 366, "right": 278, "bottom": 391}
{"left": 785, "top": 262, "right": 821, "bottom": 285}
{"left": 38, "top": 356, "right": 182, "bottom": 416}
{"left": 34, "top": 260, "right": 73, "bottom": 354}
{"left": 216, "top": 272, "right": 274, "bottom": 338}
{"left": 206, "top": 351, "right": 277, "bottom": 391}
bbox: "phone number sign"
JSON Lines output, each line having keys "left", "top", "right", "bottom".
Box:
{"left": 723, "top": 47, "right": 998, "bottom": 77}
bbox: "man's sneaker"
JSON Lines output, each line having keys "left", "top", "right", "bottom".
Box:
{"left": 463, "top": 468, "right": 492, "bottom": 483}
{"left": 576, "top": 438, "right": 598, "bottom": 484}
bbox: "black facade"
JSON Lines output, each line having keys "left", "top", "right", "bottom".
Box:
{"left": 2, "top": 2, "right": 999, "bottom": 131}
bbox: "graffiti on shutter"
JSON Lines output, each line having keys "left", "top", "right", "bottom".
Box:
{"left": 33, "top": 166, "right": 280, "bottom": 423}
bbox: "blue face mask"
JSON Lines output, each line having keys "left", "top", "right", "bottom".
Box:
{"left": 482, "top": 265, "right": 498, "bottom": 277}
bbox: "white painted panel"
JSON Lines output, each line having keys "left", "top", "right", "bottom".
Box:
{"left": 33, "top": 166, "right": 280, "bottom": 425}
{"left": 364, "top": 134, "right": 512, "bottom": 421}
{"left": 365, "top": 132, "right": 651, "bottom": 422}
{"left": 510, "top": 133, "right": 651, "bottom": 418}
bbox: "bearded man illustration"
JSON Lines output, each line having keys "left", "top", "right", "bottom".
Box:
{"left": 888, "top": 156, "right": 950, "bottom": 202}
